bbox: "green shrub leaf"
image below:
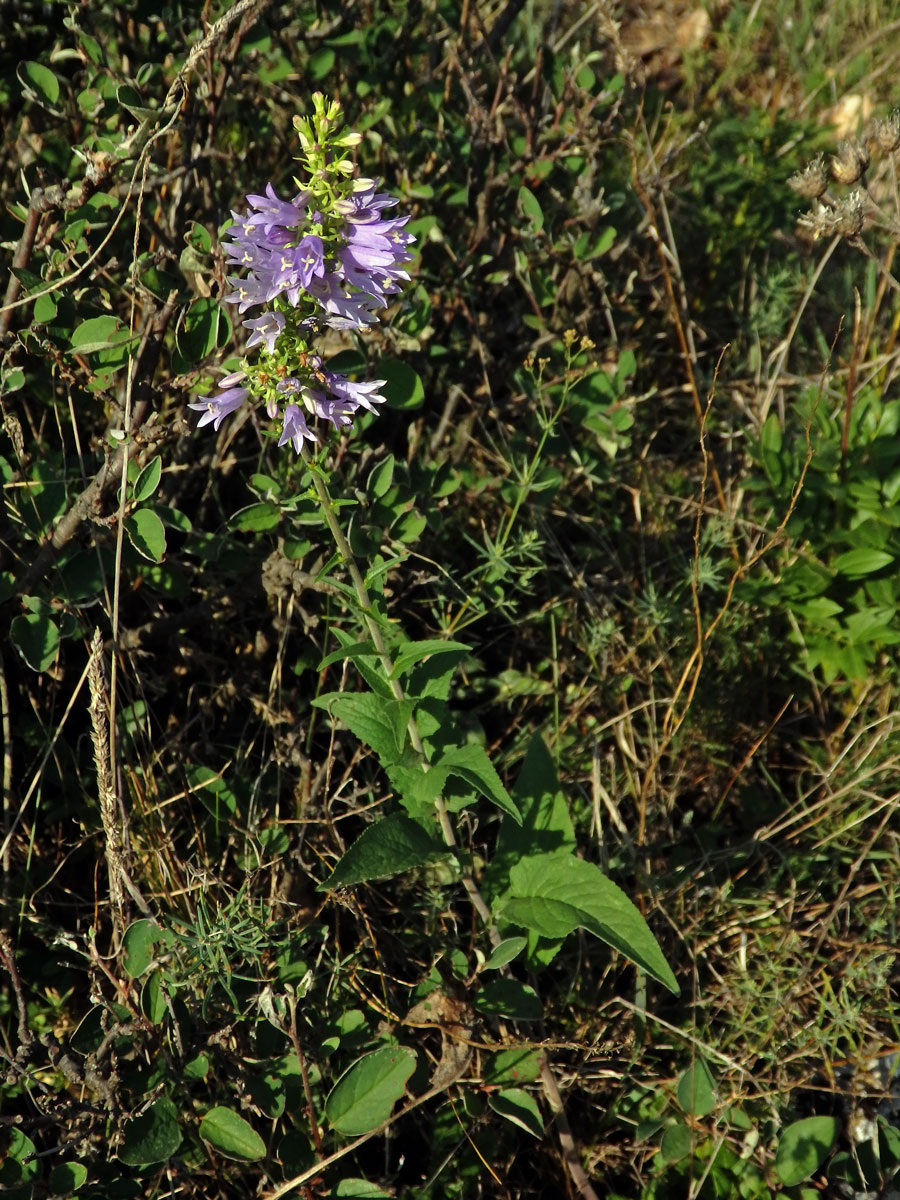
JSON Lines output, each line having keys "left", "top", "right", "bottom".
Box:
{"left": 832, "top": 547, "right": 893, "bottom": 578}
{"left": 483, "top": 936, "right": 527, "bottom": 970}
{"left": 70, "top": 315, "right": 135, "bottom": 355}
{"left": 11, "top": 612, "right": 59, "bottom": 672}
{"left": 122, "top": 919, "right": 172, "bottom": 978}
{"left": 677, "top": 1058, "right": 716, "bottom": 1116}
{"left": 488, "top": 1087, "right": 543, "bottom": 1137}
{"left": 48, "top": 1161, "right": 88, "bottom": 1192}
{"left": 125, "top": 508, "right": 167, "bottom": 562}
{"left": 314, "top": 692, "right": 412, "bottom": 766}
{"left": 133, "top": 456, "right": 162, "bottom": 503}
{"left": 199, "top": 1107, "right": 266, "bottom": 1161}
{"left": 325, "top": 1046, "right": 416, "bottom": 1136}
{"left": 434, "top": 743, "right": 521, "bottom": 823}
{"left": 18, "top": 60, "right": 60, "bottom": 107}
{"left": 379, "top": 359, "right": 424, "bottom": 410}
{"left": 775, "top": 1116, "right": 840, "bottom": 1186}
{"left": 474, "top": 978, "right": 542, "bottom": 1020}
{"left": 118, "top": 1097, "right": 182, "bottom": 1166}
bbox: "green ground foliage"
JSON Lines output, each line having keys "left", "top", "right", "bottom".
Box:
{"left": 2, "top": 1, "right": 900, "bottom": 1197}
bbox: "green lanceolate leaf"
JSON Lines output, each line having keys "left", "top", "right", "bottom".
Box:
{"left": 482, "top": 937, "right": 527, "bottom": 970}
{"left": 496, "top": 853, "right": 678, "bottom": 994}
{"left": 433, "top": 743, "right": 521, "bottom": 823}
{"left": 319, "top": 813, "right": 446, "bottom": 889}
{"left": 519, "top": 186, "right": 544, "bottom": 232}
{"left": 313, "top": 691, "right": 413, "bottom": 766}
{"left": 199, "top": 1107, "right": 266, "bottom": 1161}
{"left": 132, "top": 455, "right": 162, "bottom": 503}
{"left": 831, "top": 547, "right": 893, "bottom": 578}
{"left": 325, "top": 1046, "right": 417, "bottom": 1136}
{"left": 775, "top": 1116, "right": 840, "bottom": 1186}
{"left": 389, "top": 638, "right": 471, "bottom": 680}
{"left": 487, "top": 734, "right": 575, "bottom": 898}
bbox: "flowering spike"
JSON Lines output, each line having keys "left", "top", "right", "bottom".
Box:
{"left": 192, "top": 96, "right": 415, "bottom": 452}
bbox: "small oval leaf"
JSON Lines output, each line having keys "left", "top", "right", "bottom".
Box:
{"left": 48, "top": 1161, "right": 88, "bottom": 1192}
{"left": 488, "top": 1087, "right": 543, "bottom": 1137}
{"left": 519, "top": 186, "right": 544, "bottom": 232}
{"left": 199, "top": 1106, "right": 266, "bottom": 1161}
{"left": 125, "top": 508, "right": 167, "bottom": 562}
{"left": 775, "top": 1115, "right": 841, "bottom": 1186}
{"left": 11, "top": 612, "right": 59, "bottom": 672}
{"left": 133, "top": 456, "right": 162, "bottom": 503}
{"left": 483, "top": 937, "right": 527, "bottom": 970}
{"left": 379, "top": 360, "right": 424, "bottom": 411}
{"left": 325, "top": 1046, "right": 416, "bottom": 1136}
{"left": 677, "top": 1058, "right": 716, "bottom": 1117}
{"left": 122, "top": 919, "right": 171, "bottom": 978}
{"left": 18, "top": 60, "right": 61, "bottom": 106}
{"left": 118, "top": 1097, "right": 182, "bottom": 1166}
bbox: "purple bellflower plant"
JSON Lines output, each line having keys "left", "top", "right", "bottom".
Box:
{"left": 190, "top": 93, "right": 415, "bottom": 452}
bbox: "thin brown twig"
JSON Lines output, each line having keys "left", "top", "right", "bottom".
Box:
{"left": 0, "top": 186, "right": 65, "bottom": 338}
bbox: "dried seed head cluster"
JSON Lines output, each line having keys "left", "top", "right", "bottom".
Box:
{"left": 797, "top": 192, "right": 866, "bottom": 241}
{"left": 830, "top": 138, "right": 870, "bottom": 185}
{"left": 866, "top": 110, "right": 900, "bottom": 155}
{"left": 789, "top": 107, "right": 900, "bottom": 245}
{"left": 788, "top": 156, "right": 828, "bottom": 199}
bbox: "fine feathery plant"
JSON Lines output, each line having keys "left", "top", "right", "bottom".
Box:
{"left": 182, "top": 91, "right": 678, "bottom": 1198}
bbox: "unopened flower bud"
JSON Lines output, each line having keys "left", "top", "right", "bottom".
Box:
{"left": 788, "top": 157, "right": 828, "bottom": 198}
{"left": 830, "top": 139, "right": 869, "bottom": 184}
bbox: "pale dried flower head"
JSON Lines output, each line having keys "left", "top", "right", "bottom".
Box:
{"left": 866, "top": 110, "right": 900, "bottom": 155}
{"left": 788, "top": 156, "right": 828, "bottom": 199}
{"left": 830, "top": 139, "right": 870, "bottom": 185}
{"left": 797, "top": 192, "right": 866, "bottom": 241}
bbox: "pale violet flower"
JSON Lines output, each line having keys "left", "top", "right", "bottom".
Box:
{"left": 243, "top": 310, "right": 285, "bottom": 352}
{"left": 278, "top": 403, "right": 317, "bottom": 453}
{"left": 188, "top": 371, "right": 249, "bottom": 430}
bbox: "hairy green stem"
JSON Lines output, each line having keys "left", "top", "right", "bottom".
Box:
{"left": 303, "top": 448, "right": 600, "bottom": 1200}
{"left": 302, "top": 446, "right": 498, "bottom": 938}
